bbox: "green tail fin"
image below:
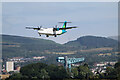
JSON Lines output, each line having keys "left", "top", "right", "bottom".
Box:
{"left": 62, "top": 21, "right": 67, "bottom": 28}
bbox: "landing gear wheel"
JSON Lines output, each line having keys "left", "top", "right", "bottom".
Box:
{"left": 39, "top": 34, "right": 41, "bottom": 36}
{"left": 46, "top": 35, "right": 49, "bottom": 37}
{"left": 54, "top": 35, "right": 57, "bottom": 37}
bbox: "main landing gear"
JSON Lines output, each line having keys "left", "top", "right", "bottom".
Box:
{"left": 46, "top": 35, "right": 57, "bottom": 37}
{"left": 54, "top": 35, "right": 57, "bottom": 37}
{"left": 39, "top": 34, "right": 41, "bottom": 36}
{"left": 46, "top": 35, "right": 49, "bottom": 37}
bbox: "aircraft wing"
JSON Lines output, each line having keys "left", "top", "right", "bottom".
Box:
{"left": 26, "top": 27, "right": 41, "bottom": 30}
{"left": 58, "top": 26, "right": 77, "bottom": 30}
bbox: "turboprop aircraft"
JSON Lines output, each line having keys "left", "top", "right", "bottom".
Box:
{"left": 26, "top": 21, "right": 77, "bottom": 37}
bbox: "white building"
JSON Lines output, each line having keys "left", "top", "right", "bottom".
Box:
{"left": 6, "top": 61, "right": 14, "bottom": 72}
{"left": 96, "top": 63, "right": 105, "bottom": 67}
{"left": 33, "top": 56, "right": 45, "bottom": 60}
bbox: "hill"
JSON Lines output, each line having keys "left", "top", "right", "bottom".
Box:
{"left": 2, "top": 34, "right": 64, "bottom": 58}
{"left": 65, "top": 36, "right": 118, "bottom": 49}
{"left": 1, "top": 35, "right": 119, "bottom": 65}
{"left": 108, "top": 36, "right": 120, "bottom": 43}
{"left": 109, "top": 36, "right": 118, "bottom": 41}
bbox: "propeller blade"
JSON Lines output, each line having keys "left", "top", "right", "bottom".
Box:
{"left": 36, "top": 25, "right": 42, "bottom": 30}
{"left": 53, "top": 25, "right": 58, "bottom": 31}
{"left": 53, "top": 29, "right": 57, "bottom": 37}
{"left": 53, "top": 25, "right": 57, "bottom": 35}
{"left": 55, "top": 25, "right": 57, "bottom": 28}
{"left": 40, "top": 26, "right": 42, "bottom": 28}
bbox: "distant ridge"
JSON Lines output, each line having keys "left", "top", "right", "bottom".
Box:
{"left": 2, "top": 34, "right": 118, "bottom": 58}
{"left": 65, "top": 36, "right": 118, "bottom": 48}
{"left": 108, "top": 36, "right": 119, "bottom": 41}
{"left": 2, "top": 34, "right": 57, "bottom": 44}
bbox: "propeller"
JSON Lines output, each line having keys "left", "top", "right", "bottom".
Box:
{"left": 55, "top": 25, "right": 57, "bottom": 28}
{"left": 53, "top": 25, "right": 58, "bottom": 37}
{"left": 37, "top": 26, "right": 42, "bottom": 30}
{"left": 53, "top": 25, "right": 59, "bottom": 31}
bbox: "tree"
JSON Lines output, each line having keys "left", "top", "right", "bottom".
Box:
{"left": 71, "top": 67, "right": 78, "bottom": 78}
{"left": 46, "top": 65, "right": 70, "bottom": 79}
{"left": 20, "top": 63, "right": 47, "bottom": 78}
{"left": 114, "top": 61, "right": 120, "bottom": 80}
{"left": 104, "top": 67, "right": 116, "bottom": 79}
{"left": 6, "top": 73, "right": 23, "bottom": 80}
{"left": 37, "top": 69, "right": 50, "bottom": 80}
{"left": 77, "top": 65, "right": 93, "bottom": 79}
{"left": 6, "top": 63, "right": 70, "bottom": 80}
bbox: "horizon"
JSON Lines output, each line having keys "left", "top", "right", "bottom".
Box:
{"left": 1, "top": 33, "right": 118, "bottom": 44}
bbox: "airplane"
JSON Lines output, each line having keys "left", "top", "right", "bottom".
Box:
{"left": 26, "top": 21, "right": 77, "bottom": 37}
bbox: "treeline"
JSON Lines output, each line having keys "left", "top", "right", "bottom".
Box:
{"left": 6, "top": 63, "right": 69, "bottom": 80}
{"left": 5, "top": 61, "right": 120, "bottom": 80}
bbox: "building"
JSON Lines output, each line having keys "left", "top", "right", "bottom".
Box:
{"left": 96, "top": 63, "right": 105, "bottom": 67}
{"left": 16, "top": 66, "right": 21, "bottom": 72}
{"left": 0, "top": 74, "right": 10, "bottom": 79}
{"left": 6, "top": 61, "right": 14, "bottom": 72}
{"left": 33, "top": 56, "right": 45, "bottom": 60}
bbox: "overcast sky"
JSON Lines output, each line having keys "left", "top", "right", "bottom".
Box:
{"left": 2, "top": 2, "right": 118, "bottom": 44}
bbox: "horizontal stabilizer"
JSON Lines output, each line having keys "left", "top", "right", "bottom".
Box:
{"left": 58, "top": 22, "right": 72, "bottom": 23}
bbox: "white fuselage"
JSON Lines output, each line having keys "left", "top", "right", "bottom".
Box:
{"left": 38, "top": 28, "right": 64, "bottom": 35}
